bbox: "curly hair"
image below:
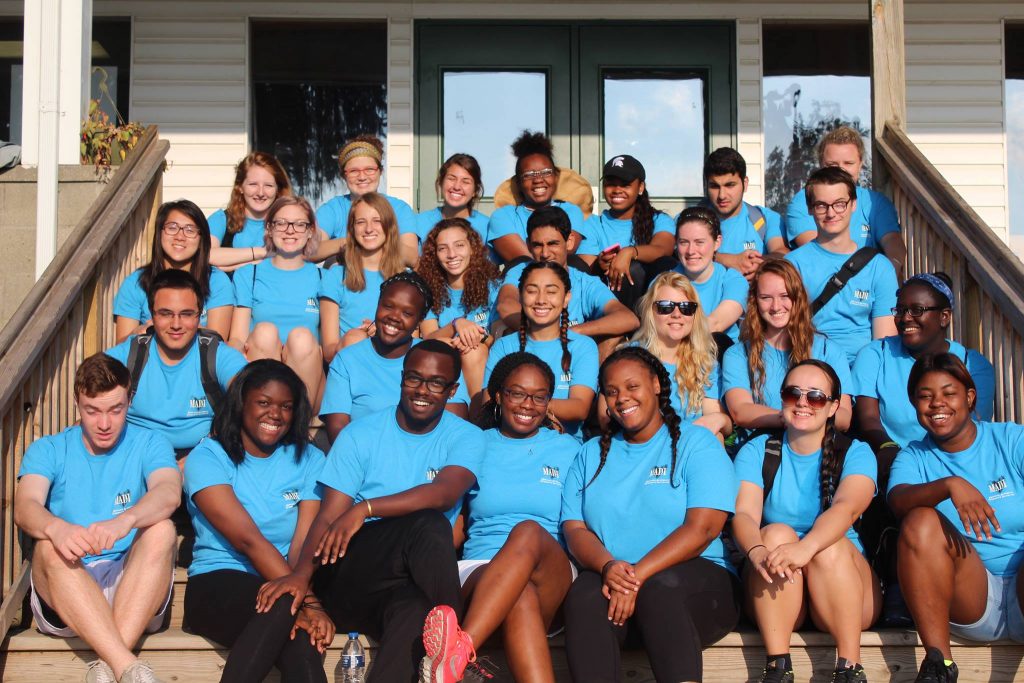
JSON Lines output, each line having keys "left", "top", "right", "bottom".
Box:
{"left": 587, "top": 346, "right": 682, "bottom": 489}
{"left": 140, "top": 199, "right": 213, "bottom": 302}
{"left": 476, "top": 351, "right": 557, "bottom": 432}
{"left": 518, "top": 261, "right": 572, "bottom": 374}
{"left": 740, "top": 259, "right": 816, "bottom": 403}
{"left": 226, "top": 152, "right": 292, "bottom": 236}
{"left": 632, "top": 272, "right": 718, "bottom": 416}
{"left": 343, "top": 192, "right": 405, "bottom": 292}
{"left": 783, "top": 359, "right": 843, "bottom": 510}
{"left": 417, "top": 218, "right": 499, "bottom": 318}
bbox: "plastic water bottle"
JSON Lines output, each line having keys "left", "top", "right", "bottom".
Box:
{"left": 341, "top": 632, "right": 366, "bottom": 682}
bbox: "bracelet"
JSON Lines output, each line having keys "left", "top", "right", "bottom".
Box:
{"left": 364, "top": 499, "right": 373, "bottom": 517}
{"left": 746, "top": 544, "right": 767, "bottom": 558}
{"left": 250, "top": 247, "right": 256, "bottom": 261}
{"left": 879, "top": 441, "right": 900, "bottom": 450}
{"left": 631, "top": 246, "right": 639, "bottom": 261}
{"left": 601, "top": 559, "right": 617, "bottom": 576}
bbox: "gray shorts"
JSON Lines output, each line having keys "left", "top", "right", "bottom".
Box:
{"left": 950, "top": 566, "right": 1024, "bottom": 643}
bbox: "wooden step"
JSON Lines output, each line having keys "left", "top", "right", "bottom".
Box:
{"left": 4, "top": 625, "right": 1024, "bottom": 682}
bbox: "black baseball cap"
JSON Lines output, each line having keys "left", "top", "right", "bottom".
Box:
{"left": 602, "top": 155, "right": 646, "bottom": 182}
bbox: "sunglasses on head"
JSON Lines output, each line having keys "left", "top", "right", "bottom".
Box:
{"left": 780, "top": 385, "right": 833, "bottom": 409}
{"left": 653, "top": 300, "right": 698, "bottom": 316}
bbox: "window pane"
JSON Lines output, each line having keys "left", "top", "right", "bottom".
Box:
{"left": 443, "top": 71, "right": 546, "bottom": 197}
{"left": 603, "top": 74, "right": 705, "bottom": 197}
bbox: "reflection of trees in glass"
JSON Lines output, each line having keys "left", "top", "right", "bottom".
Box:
{"left": 764, "top": 101, "right": 871, "bottom": 214}
{"left": 253, "top": 83, "right": 387, "bottom": 205}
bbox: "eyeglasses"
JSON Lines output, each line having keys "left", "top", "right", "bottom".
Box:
{"left": 344, "top": 167, "right": 380, "bottom": 178}
{"left": 401, "top": 372, "right": 453, "bottom": 394}
{"left": 810, "top": 199, "right": 851, "bottom": 215}
{"left": 520, "top": 168, "right": 555, "bottom": 182}
{"left": 271, "top": 219, "right": 312, "bottom": 233}
{"left": 780, "top": 385, "right": 834, "bottom": 409}
{"left": 154, "top": 309, "right": 200, "bottom": 322}
{"left": 502, "top": 388, "right": 552, "bottom": 407}
{"left": 653, "top": 300, "right": 698, "bottom": 316}
{"left": 162, "top": 222, "right": 200, "bottom": 237}
{"left": 892, "top": 305, "right": 945, "bottom": 318}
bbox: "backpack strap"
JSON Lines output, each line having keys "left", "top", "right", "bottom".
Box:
{"left": 761, "top": 432, "right": 784, "bottom": 501}
{"left": 125, "top": 328, "right": 155, "bottom": 405}
{"left": 746, "top": 203, "right": 766, "bottom": 241}
{"left": 196, "top": 328, "right": 226, "bottom": 416}
{"left": 221, "top": 229, "right": 235, "bottom": 249}
{"left": 811, "top": 247, "right": 878, "bottom": 315}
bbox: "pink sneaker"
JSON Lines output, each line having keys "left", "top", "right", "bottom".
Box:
{"left": 422, "top": 605, "right": 476, "bottom": 683}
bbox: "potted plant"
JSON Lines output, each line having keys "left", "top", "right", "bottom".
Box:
{"left": 80, "top": 68, "right": 144, "bottom": 167}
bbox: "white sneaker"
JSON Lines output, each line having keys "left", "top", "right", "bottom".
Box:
{"left": 118, "top": 661, "right": 164, "bottom": 683}
{"left": 85, "top": 660, "right": 116, "bottom": 683}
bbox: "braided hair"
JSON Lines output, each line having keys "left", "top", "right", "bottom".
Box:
{"left": 629, "top": 189, "right": 660, "bottom": 247}
{"left": 784, "top": 359, "right": 843, "bottom": 511}
{"left": 586, "top": 346, "right": 683, "bottom": 489}
{"left": 380, "top": 269, "right": 434, "bottom": 320}
{"left": 476, "top": 351, "right": 557, "bottom": 431}
{"left": 517, "top": 261, "right": 572, "bottom": 374}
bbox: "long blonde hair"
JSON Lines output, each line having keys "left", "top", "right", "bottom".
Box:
{"left": 632, "top": 272, "right": 717, "bottom": 416}
{"left": 342, "top": 192, "right": 404, "bottom": 292}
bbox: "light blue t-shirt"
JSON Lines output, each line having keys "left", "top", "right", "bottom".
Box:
{"left": 561, "top": 424, "right": 737, "bottom": 569}
{"left": 18, "top": 424, "right": 177, "bottom": 562}
{"left": 721, "top": 334, "right": 852, "bottom": 410}
{"left": 185, "top": 439, "right": 325, "bottom": 577}
{"left": 786, "top": 241, "right": 899, "bottom": 365}
{"left": 318, "top": 266, "right": 385, "bottom": 335}
{"left": 786, "top": 186, "right": 901, "bottom": 248}
{"left": 416, "top": 208, "right": 490, "bottom": 244}
{"left": 234, "top": 260, "right": 322, "bottom": 343}
{"left": 105, "top": 336, "right": 248, "bottom": 450}
{"left": 735, "top": 433, "right": 877, "bottom": 553}
{"left": 320, "top": 338, "right": 470, "bottom": 419}
{"left": 463, "top": 428, "right": 581, "bottom": 561}
{"left": 577, "top": 210, "right": 675, "bottom": 256}
{"left": 315, "top": 193, "right": 418, "bottom": 241}
{"left": 113, "top": 268, "right": 235, "bottom": 327}
{"left": 485, "top": 331, "right": 599, "bottom": 440}
{"left": 208, "top": 210, "right": 266, "bottom": 250}
{"left": 501, "top": 263, "right": 615, "bottom": 329}
{"left": 889, "top": 421, "right": 1024, "bottom": 576}
{"left": 673, "top": 262, "right": 749, "bottom": 341}
{"left": 851, "top": 337, "right": 996, "bottom": 447}
{"left": 486, "top": 201, "right": 587, "bottom": 256}
{"left": 319, "top": 408, "right": 485, "bottom": 524}
{"left": 709, "top": 203, "right": 784, "bottom": 256}
{"left": 425, "top": 281, "right": 500, "bottom": 330}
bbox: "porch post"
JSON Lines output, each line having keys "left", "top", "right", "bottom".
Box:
{"left": 870, "top": 0, "right": 906, "bottom": 186}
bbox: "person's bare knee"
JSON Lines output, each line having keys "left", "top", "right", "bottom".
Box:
{"left": 247, "top": 323, "right": 283, "bottom": 359}
{"left": 130, "top": 518, "right": 176, "bottom": 557}
{"left": 283, "top": 327, "right": 319, "bottom": 363}
{"left": 761, "top": 522, "right": 800, "bottom": 548}
{"left": 899, "top": 506, "right": 947, "bottom": 555}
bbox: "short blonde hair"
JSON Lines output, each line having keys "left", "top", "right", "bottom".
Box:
{"left": 817, "top": 125, "right": 866, "bottom": 164}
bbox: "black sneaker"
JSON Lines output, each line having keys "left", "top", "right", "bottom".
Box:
{"left": 832, "top": 663, "right": 867, "bottom": 682}
{"left": 760, "top": 657, "right": 795, "bottom": 683}
{"left": 914, "top": 647, "right": 958, "bottom": 682}
{"left": 462, "top": 656, "right": 500, "bottom": 682}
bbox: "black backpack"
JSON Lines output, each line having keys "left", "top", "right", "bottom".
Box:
{"left": 126, "top": 327, "right": 226, "bottom": 416}
{"left": 761, "top": 429, "right": 854, "bottom": 511}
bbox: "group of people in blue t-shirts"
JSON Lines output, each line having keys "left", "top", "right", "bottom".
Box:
{"left": 13, "top": 125, "right": 1020, "bottom": 683}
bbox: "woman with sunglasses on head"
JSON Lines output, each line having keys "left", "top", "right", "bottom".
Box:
{"left": 487, "top": 131, "right": 587, "bottom": 264}
{"left": 418, "top": 154, "right": 490, "bottom": 245}
{"left": 889, "top": 353, "right": 1024, "bottom": 682}
{"left": 114, "top": 199, "right": 234, "bottom": 343}
{"left": 229, "top": 196, "right": 324, "bottom": 408}
{"left": 420, "top": 352, "right": 578, "bottom": 683}
{"left": 672, "top": 207, "right": 749, "bottom": 342}
{"left": 722, "top": 259, "right": 853, "bottom": 436}
{"left": 561, "top": 346, "right": 740, "bottom": 683}
{"left": 315, "top": 135, "right": 419, "bottom": 267}
{"left": 629, "top": 272, "right": 731, "bottom": 441}
{"left": 733, "top": 359, "right": 881, "bottom": 683}
{"left": 484, "top": 261, "right": 598, "bottom": 441}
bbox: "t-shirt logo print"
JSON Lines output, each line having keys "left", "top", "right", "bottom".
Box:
{"left": 305, "top": 297, "right": 319, "bottom": 313}
{"left": 282, "top": 489, "right": 299, "bottom": 509}
{"left": 540, "top": 465, "right": 562, "bottom": 486}
{"left": 426, "top": 467, "right": 440, "bottom": 482}
{"left": 851, "top": 289, "right": 870, "bottom": 308}
{"left": 113, "top": 489, "right": 132, "bottom": 515}
{"left": 187, "top": 396, "right": 209, "bottom": 417}
{"left": 645, "top": 465, "right": 670, "bottom": 486}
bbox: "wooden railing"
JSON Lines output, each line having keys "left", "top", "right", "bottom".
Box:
{"left": 0, "top": 127, "right": 168, "bottom": 641}
{"left": 876, "top": 121, "right": 1024, "bottom": 424}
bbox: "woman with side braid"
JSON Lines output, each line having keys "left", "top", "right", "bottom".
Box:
{"left": 483, "top": 261, "right": 598, "bottom": 441}
{"left": 731, "top": 359, "right": 881, "bottom": 683}
{"left": 561, "top": 346, "right": 740, "bottom": 683}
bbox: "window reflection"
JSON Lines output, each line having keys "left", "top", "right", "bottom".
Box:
{"left": 603, "top": 73, "right": 705, "bottom": 198}
{"left": 444, "top": 71, "right": 547, "bottom": 197}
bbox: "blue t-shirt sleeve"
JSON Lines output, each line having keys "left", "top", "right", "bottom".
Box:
{"left": 721, "top": 267, "right": 749, "bottom": 305}
{"left": 822, "top": 338, "right": 854, "bottom": 388}
{"left": 315, "top": 198, "right": 348, "bottom": 240}
{"left": 501, "top": 262, "right": 527, "bottom": 288}
{"left": 571, "top": 337, "right": 600, "bottom": 392}
{"left": 233, "top": 264, "right": 256, "bottom": 309}
{"left": 561, "top": 202, "right": 587, "bottom": 237}
{"left": 840, "top": 440, "right": 878, "bottom": 492}
{"left": 733, "top": 435, "right": 768, "bottom": 486}
{"left": 300, "top": 446, "right": 326, "bottom": 500}
{"left": 318, "top": 429, "right": 364, "bottom": 497}
{"left": 142, "top": 431, "right": 177, "bottom": 476}
{"left": 967, "top": 350, "right": 996, "bottom": 421}
{"left": 867, "top": 190, "right": 901, "bottom": 241}
{"left": 214, "top": 344, "right": 248, "bottom": 388}
{"left": 887, "top": 445, "right": 927, "bottom": 494}
{"left": 681, "top": 428, "right": 737, "bottom": 513}
{"left": 18, "top": 436, "right": 59, "bottom": 481}
{"left": 850, "top": 341, "right": 884, "bottom": 398}
{"left": 559, "top": 448, "right": 589, "bottom": 523}
{"left": 207, "top": 210, "right": 228, "bottom": 242}
{"left": 581, "top": 275, "right": 616, "bottom": 319}
{"left": 784, "top": 190, "right": 816, "bottom": 243}
{"left": 706, "top": 362, "right": 722, "bottom": 401}
{"left": 113, "top": 270, "right": 147, "bottom": 321}
{"left": 207, "top": 268, "right": 235, "bottom": 309}
{"left": 104, "top": 338, "right": 132, "bottom": 366}
{"left": 653, "top": 211, "right": 675, "bottom": 237}
{"left": 762, "top": 206, "right": 784, "bottom": 243}
{"left": 443, "top": 421, "right": 485, "bottom": 475}
{"left": 320, "top": 355, "right": 353, "bottom": 416}
{"left": 317, "top": 266, "right": 344, "bottom": 304}
{"left": 394, "top": 199, "right": 418, "bottom": 238}
{"left": 487, "top": 206, "right": 520, "bottom": 246}
{"left": 721, "top": 343, "right": 751, "bottom": 395}
{"left": 183, "top": 440, "right": 234, "bottom": 499}
{"left": 576, "top": 216, "right": 604, "bottom": 256}
{"left": 870, "top": 258, "right": 899, "bottom": 319}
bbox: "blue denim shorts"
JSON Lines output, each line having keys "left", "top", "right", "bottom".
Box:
{"left": 950, "top": 567, "right": 1024, "bottom": 642}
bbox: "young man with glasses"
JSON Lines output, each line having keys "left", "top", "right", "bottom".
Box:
{"left": 255, "top": 338, "right": 488, "bottom": 683}
{"left": 106, "top": 269, "right": 248, "bottom": 460}
{"left": 785, "top": 167, "right": 899, "bottom": 367}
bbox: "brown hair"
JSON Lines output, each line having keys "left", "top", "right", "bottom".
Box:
{"left": 436, "top": 154, "right": 483, "bottom": 212}
{"left": 226, "top": 152, "right": 292, "bottom": 235}
{"left": 343, "top": 192, "right": 404, "bottom": 292}
{"left": 817, "top": 125, "right": 866, "bottom": 165}
{"left": 75, "top": 353, "right": 131, "bottom": 399}
{"left": 907, "top": 352, "right": 977, "bottom": 408}
{"left": 804, "top": 166, "right": 857, "bottom": 210}
{"left": 417, "top": 218, "right": 499, "bottom": 317}
{"left": 262, "top": 196, "right": 321, "bottom": 259}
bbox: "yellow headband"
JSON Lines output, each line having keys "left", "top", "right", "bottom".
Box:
{"left": 339, "top": 141, "right": 382, "bottom": 168}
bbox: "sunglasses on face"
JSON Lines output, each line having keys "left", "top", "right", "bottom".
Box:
{"left": 780, "top": 385, "right": 834, "bottom": 409}
{"left": 653, "top": 300, "right": 698, "bottom": 316}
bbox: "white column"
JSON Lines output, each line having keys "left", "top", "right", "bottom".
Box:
{"left": 21, "top": 0, "right": 91, "bottom": 279}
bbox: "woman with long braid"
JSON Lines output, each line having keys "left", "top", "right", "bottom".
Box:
{"left": 561, "top": 346, "right": 740, "bottom": 683}
{"left": 483, "top": 261, "right": 598, "bottom": 440}
{"left": 731, "top": 359, "right": 881, "bottom": 683}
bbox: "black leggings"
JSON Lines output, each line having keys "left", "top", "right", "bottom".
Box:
{"left": 185, "top": 569, "right": 326, "bottom": 683}
{"left": 564, "top": 558, "right": 741, "bottom": 683}
{"left": 313, "top": 509, "right": 463, "bottom": 683}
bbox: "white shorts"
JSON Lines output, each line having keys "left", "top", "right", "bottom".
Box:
{"left": 457, "top": 559, "right": 580, "bottom": 586}
{"left": 30, "top": 554, "right": 173, "bottom": 638}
